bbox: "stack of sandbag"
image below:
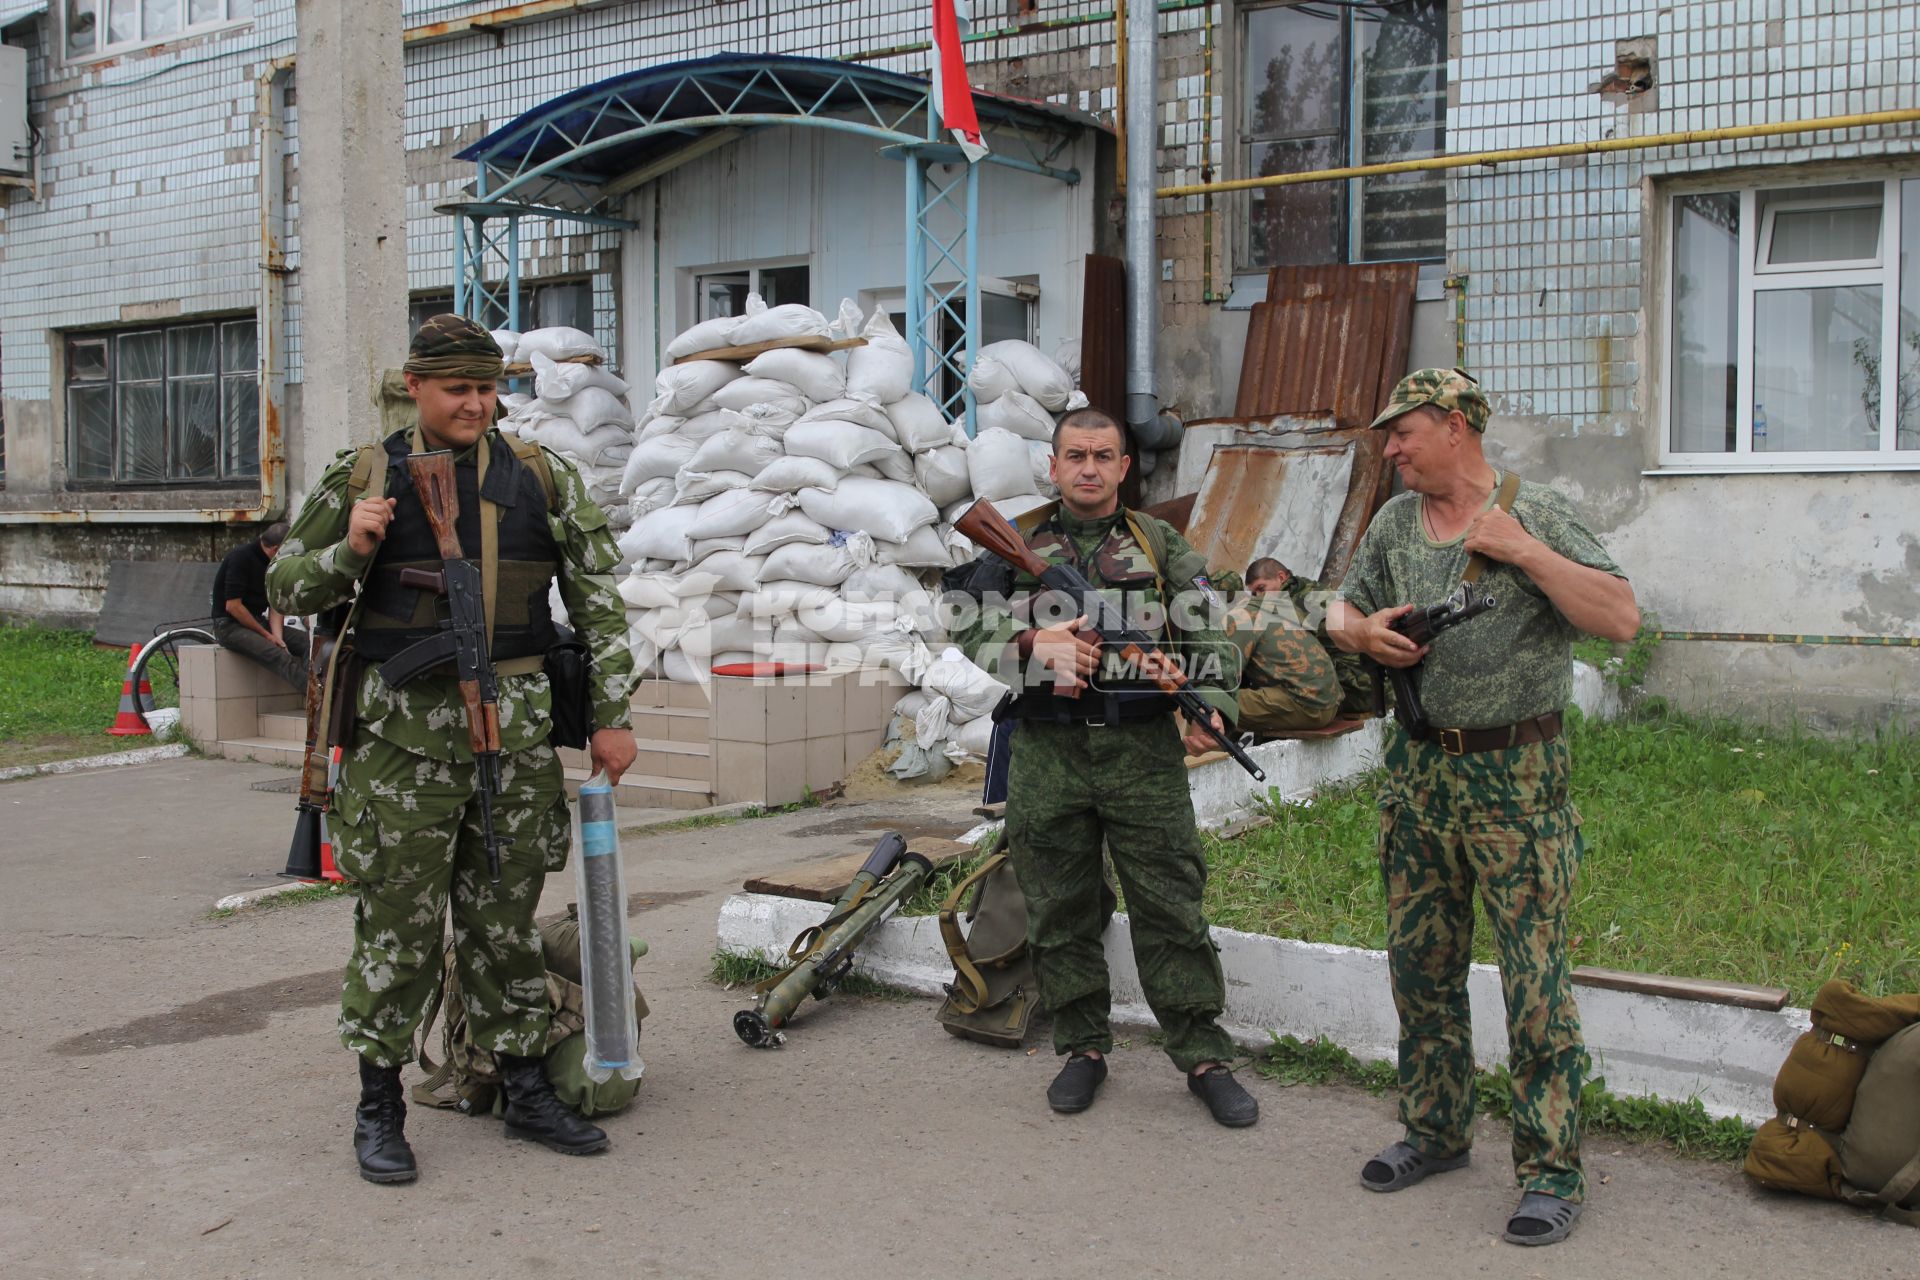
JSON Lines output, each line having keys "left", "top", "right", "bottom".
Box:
{"left": 495, "top": 327, "right": 638, "bottom": 528}
{"left": 879, "top": 647, "right": 1009, "bottom": 779}
{"left": 966, "top": 339, "right": 1089, "bottom": 505}
{"left": 1744, "top": 979, "right": 1920, "bottom": 1222}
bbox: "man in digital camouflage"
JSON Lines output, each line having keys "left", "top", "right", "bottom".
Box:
{"left": 268, "top": 314, "right": 638, "bottom": 1184}
{"left": 1222, "top": 557, "right": 1341, "bottom": 734}
{"left": 952, "top": 407, "right": 1258, "bottom": 1128}
{"left": 1329, "top": 368, "right": 1639, "bottom": 1246}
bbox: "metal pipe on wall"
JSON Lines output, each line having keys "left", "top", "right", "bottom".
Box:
{"left": 1123, "top": 0, "right": 1181, "bottom": 460}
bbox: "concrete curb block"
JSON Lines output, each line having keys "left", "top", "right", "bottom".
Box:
{"left": 213, "top": 880, "right": 327, "bottom": 912}
{"left": 716, "top": 892, "right": 1799, "bottom": 1120}
{"left": 0, "top": 742, "right": 189, "bottom": 782}
{"left": 619, "top": 800, "right": 764, "bottom": 834}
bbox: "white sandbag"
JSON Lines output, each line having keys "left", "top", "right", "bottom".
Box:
{"left": 843, "top": 563, "right": 927, "bottom": 604}
{"left": 687, "top": 535, "right": 748, "bottom": 562}
{"left": 761, "top": 540, "right": 861, "bottom": 587}
{"left": 688, "top": 488, "right": 778, "bottom": 540}
{"left": 635, "top": 413, "right": 686, "bottom": 444}
{"left": 800, "top": 394, "right": 895, "bottom": 438}
{"left": 922, "top": 646, "right": 1010, "bottom": 721}
{"left": 894, "top": 690, "right": 933, "bottom": 718}
{"left": 711, "top": 376, "right": 807, "bottom": 413}
{"left": 863, "top": 617, "right": 934, "bottom": 684}
{"left": 822, "top": 642, "right": 871, "bottom": 675}
{"left": 750, "top": 456, "right": 841, "bottom": 494}
{"left": 744, "top": 347, "right": 845, "bottom": 402}
{"left": 978, "top": 339, "right": 1076, "bottom": 412}
{"left": 733, "top": 401, "right": 804, "bottom": 442}
{"left": 743, "top": 511, "right": 833, "bottom": 557}
{"left": 676, "top": 410, "right": 739, "bottom": 443}
{"left": 703, "top": 610, "right": 764, "bottom": 655}
{"left": 530, "top": 351, "right": 630, "bottom": 403}
{"left": 1054, "top": 338, "right": 1081, "bottom": 385}
{"left": 664, "top": 314, "right": 743, "bottom": 360}
{"left": 886, "top": 392, "right": 952, "bottom": 454}
{"left": 798, "top": 598, "right": 905, "bottom": 645}
{"left": 690, "top": 550, "right": 765, "bottom": 593}
{"left": 563, "top": 387, "right": 634, "bottom": 433}
{"left": 1064, "top": 390, "right": 1090, "bottom": 411}
{"left": 624, "top": 475, "right": 675, "bottom": 518}
{"left": 966, "top": 427, "right": 1039, "bottom": 501}
{"left": 871, "top": 448, "right": 916, "bottom": 484}
{"left": 731, "top": 302, "right": 831, "bottom": 347}
{"left": 799, "top": 477, "right": 938, "bottom": 544}
{"left": 517, "top": 326, "right": 604, "bottom": 362}
{"left": 784, "top": 421, "right": 900, "bottom": 472}
{"left": 651, "top": 360, "right": 742, "bottom": 416}
{"left": 618, "top": 571, "right": 691, "bottom": 612}
{"left": 879, "top": 523, "right": 956, "bottom": 569}
{"left": 625, "top": 434, "right": 700, "bottom": 487}
{"left": 617, "top": 505, "right": 700, "bottom": 563}
{"left": 846, "top": 308, "right": 913, "bottom": 403}
{"left": 660, "top": 647, "right": 704, "bottom": 684}
{"left": 768, "top": 619, "right": 830, "bottom": 669}
{"left": 846, "top": 462, "right": 886, "bottom": 480}
{"left": 689, "top": 427, "right": 785, "bottom": 477}
{"left": 912, "top": 445, "right": 972, "bottom": 507}
{"left": 951, "top": 715, "right": 996, "bottom": 760}
{"left": 674, "top": 468, "right": 750, "bottom": 505}
{"left": 967, "top": 351, "right": 1017, "bottom": 404}
{"left": 831, "top": 297, "right": 864, "bottom": 341}
{"left": 1028, "top": 439, "right": 1059, "bottom": 495}
{"left": 743, "top": 579, "right": 838, "bottom": 621}
{"left": 978, "top": 389, "right": 1055, "bottom": 442}
{"left": 492, "top": 330, "right": 521, "bottom": 362}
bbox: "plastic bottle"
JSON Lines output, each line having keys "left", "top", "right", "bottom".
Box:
{"left": 1753, "top": 401, "right": 1768, "bottom": 449}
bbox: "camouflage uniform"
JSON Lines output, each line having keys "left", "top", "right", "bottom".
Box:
{"left": 1345, "top": 368, "right": 1628, "bottom": 1205}
{"left": 267, "top": 329, "right": 632, "bottom": 1070}
{"left": 1222, "top": 589, "right": 1340, "bottom": 733}
{"left": 954, "top": 506, "right": 1240, "bottom": 1071}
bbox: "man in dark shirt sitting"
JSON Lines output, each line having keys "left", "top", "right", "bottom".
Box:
{"left": 211, "top": 522, "right": 308, "bottom": 691}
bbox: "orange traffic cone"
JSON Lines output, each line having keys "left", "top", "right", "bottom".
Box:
{"left": 318, "top": 749, "right": 345, "bottom": 882}
{"left": 107, "top": 645, "right": 152, "bottom": 737}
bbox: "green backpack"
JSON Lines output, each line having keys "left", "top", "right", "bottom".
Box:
{"left": 412, "top": 906, "right": 650, "bottom": 1118}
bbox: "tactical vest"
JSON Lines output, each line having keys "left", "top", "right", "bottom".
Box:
{"left": 352, "top": 427, "right": 563, "bottom": 665}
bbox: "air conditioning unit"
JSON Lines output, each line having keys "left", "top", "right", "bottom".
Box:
{"left": 0, "top": 43, "right": 29, "bottom": 177}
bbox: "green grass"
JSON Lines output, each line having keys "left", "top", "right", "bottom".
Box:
{"left": 708, "top": 948, "right": 909, "bottom": 1001}
{"left": 0, "top": 624, "right": 180, "bottom": 766}
{"left": 625, "top": 788, "right": 829, "bottom": 836}
{"left": 1205, "top": 705, "right": 1920, "bottom": 1006}
{"left": 1257, "top": 1033, "right": 1754, "bottom": 1163}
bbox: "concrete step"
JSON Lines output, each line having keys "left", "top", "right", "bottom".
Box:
{"left": 257, "top": 711, "right": 306, "bottom": 744}
{"left": 221, "top": 737, "right": 305, "bottom": 769}
{"left": 563, "top": 767, "right": 713, "bottom": 810}
{"left": 630, "top": 705, "right": 711, "bottom": 745}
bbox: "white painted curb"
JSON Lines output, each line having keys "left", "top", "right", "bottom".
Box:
{"left": 717, "top": 892, "right": 1800, "bottom": 1121}
{"left": 213, "top": 880, "right": 333, "bottom": 912}
{"left": 0, "top": 742, "right": 189, "bottom": 782}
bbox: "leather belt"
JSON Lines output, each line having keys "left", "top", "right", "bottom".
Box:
{"left": 1420, "top": 711, "right": 1563, "bottom": 756}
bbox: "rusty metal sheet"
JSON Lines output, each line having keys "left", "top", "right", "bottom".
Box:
{"left": 1183, "top": 441, "right": 1355, "bottom": 585}
{"left": 1079, "top": 252, "right": 1132, "bottom": 505}
{"left": 1233, "top": 263, "right": 1420, "bottom": 428}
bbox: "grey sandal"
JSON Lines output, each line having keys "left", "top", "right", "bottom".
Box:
{"left": 1359, "top": 1140, "right": 1470, "bottom": 1192}
{"left": 1503, "top": 1192, "right": 1582, "bottom": 1245}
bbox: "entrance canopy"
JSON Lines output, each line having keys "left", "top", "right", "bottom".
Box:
{"left": 444, "top": 54, "right": 1100, "bottom": 430}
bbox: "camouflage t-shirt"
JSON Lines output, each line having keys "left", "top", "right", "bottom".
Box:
{"left": 1341, "top": 472, "right": 1624, "bottom": 729}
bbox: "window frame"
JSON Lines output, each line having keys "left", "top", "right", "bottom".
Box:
{"left": 1754, "top": 190, "right": 1884, "bottom": 275}
{"left": 63, "top": 0, "right": 253, "bottom": 65}
{"left": 1660, "top": 173, "right": 1913, "bottom": 473}
{"left": 687, "top": 257, "right": 814, "bottom": 326}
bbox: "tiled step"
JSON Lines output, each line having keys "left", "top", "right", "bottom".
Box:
{"left": 630, "top": 705, "right": 711, "bottom": 743}
{"left": 221, "top": 737, "right": 305, "bottom": 769}
{"left": 257, "top": 711, "right": 307, "bottom": 744}
{"left": 559, "top": 737, "right": 711, "bottom": 784}
{"left": 562, "top": 766, "right": 713, "bottom": 810}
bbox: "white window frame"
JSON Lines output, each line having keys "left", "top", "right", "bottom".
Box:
{"left": 64, "top": 0, "right": 252, "bottom": 66}
{"left": 685, "top": 257, "right": 812, "bottom": 329}
{"left": 1754, "top": 191, "right": 1884, "bottom": 275}
{"left": 1660, "top": 174, "right": 1913, "bottom": 473}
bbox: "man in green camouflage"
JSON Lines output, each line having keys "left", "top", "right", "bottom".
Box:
{"left": 1329, "top": 368, "right": 1638, "bottom": 1245}
{"left": 267, "top": 314, "right": 638, "bottom": 1184}
{"left": 1222, "top": 556, "right": 1341, "bottom": 734}
{"left": 952, "top": 407, "right": 1258, "bottom": 1127}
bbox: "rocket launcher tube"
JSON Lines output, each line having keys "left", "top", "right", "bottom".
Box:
{"left": 572, "top": 773, "right": 644, "bottom": 1082}
{"left": 734, "top": 836, "right": 934, "bottom": 1048}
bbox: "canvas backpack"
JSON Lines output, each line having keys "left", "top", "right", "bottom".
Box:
{"left": 412, "top": 905, "right": 650, "bottom": 1119}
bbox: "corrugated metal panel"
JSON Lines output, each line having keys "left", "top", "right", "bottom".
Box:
{"left": 1183, "top": 442, "right": 1357, "bottom": 585}
{"left": 1232, "top": 263, "right": 1420, "bottom": 427}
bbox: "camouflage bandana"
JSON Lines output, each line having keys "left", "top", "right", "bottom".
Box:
{"left": 404, "top": 313, "right": 505, "bottom": 381}
{"left": 1370, "top": 367, "right": 1491, "bottom": 433}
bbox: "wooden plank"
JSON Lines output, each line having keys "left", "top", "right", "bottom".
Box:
{"left": 1571, "top": 965, "right": 1791, "bottom": 1012}
{"left": 670, "top": 335, "right": 866, "bottom": 365}
{"left": 502, "top": 352, "right": 603, "bottom": 378}
{"left": 742, "top": 836, "right": 974, "bottom": 903}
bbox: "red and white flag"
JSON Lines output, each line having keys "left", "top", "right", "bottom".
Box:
{"left": 930, "top": 0, "right": 988, "bottom": 162}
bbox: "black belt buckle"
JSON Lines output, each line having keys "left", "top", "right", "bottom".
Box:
{"left": 1437, "top": 727, "right": 1467, "bottom": 756}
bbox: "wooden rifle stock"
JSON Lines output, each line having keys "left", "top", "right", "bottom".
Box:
{"left": 954, "top": 500, "right": 1051, "bottom": 578}
{"left": 407, "top": 451, "right": 464, "bottom": 562}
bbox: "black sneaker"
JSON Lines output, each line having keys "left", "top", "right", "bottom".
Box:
{"left": 1187, "top": 1065, "right": 1259, "bottom": 1127}
{"left": 1046, "top": 1053, "right": 1108, "bottom": 1114}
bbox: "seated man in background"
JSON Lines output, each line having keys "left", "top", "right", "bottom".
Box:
{"left": 1222, "top": 557, "right": 1341, "bottom": 734}
{"left": 210, "top": 522, "right": 308, "bottom": 691}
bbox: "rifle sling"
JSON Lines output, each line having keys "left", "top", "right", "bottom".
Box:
{"left": 938, "top": 850, "right": 1011, "bottom": 1015}
{"left": 1460, "top": 471, "right": 1521, "bottom": 586}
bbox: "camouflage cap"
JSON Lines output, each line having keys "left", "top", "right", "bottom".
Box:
{"left": 1369, "top": 367, "right": 1491, "bottom": 433}
{"left": 404, "top": 313, "right": 505, "bottom": 380}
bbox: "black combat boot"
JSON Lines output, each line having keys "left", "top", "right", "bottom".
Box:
{"left": 1046, "top": 1052, "right": 1108, "bottom": 1114}
{"left": 353, "top": 1056, "right": 418, "bottom": 1184}
{"left": 497, "top": 1053, "right": 610, "bottom": 1155}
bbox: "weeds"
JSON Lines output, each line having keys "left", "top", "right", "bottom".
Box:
{"left": 707, "top": 949, "right": 909, "bottom": 1001}
{"left": 206, "top": 881, "right": 349, "bottom": 920}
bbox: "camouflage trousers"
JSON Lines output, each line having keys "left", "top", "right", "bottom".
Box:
{"left": 329, "top": 733, "right": 571, "bottom": 1067}
{"left": 1378, "top": 727, "right": 1587, "bottom": 1203}
{"left": 1236, "top": 632, "right": 1340, "bottom": 734}
{"left": 1005, "top": 716, "right": 1235, "bottom": 1072}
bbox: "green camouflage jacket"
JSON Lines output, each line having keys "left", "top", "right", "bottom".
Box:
{"left": 1221, "top": 589, "right": 1323, "bottom": 690}
{"left": 951, "top": 506, "right": 1238, "bottom": 723}
{"left": 266, "top": 428, "right": 633, "bottom": 762}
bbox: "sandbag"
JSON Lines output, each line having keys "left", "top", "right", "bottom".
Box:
{"left": 491, "top": 330, "right": 520, "bottom": 361}
{"left": 688, "top": 488, "right": 778, "bottom": 540}
{"left": 978, "top": 389, "right": 1055, "bottom": 442}
{"left": 689, "top": 427, "right": 784, "bottom": 477}
{"left": 844, "top": 563, "right": 928, "bottom": 606}
{"left": 967, "top": 351, "right": 1017, "bottom": 404}
{"left": 689, "top": 550, "right": 765, "bottom": 593}
{"left": 880, "top": 523, "right": 956, "bottom": 569}
{"left": 951, "top": 714, "right": 995, "bottom": 759}
{"left": 750, "top": 456, "right": 841, "bottom": 494}
{"left": 1813, "top": 980, "right": 1920, "bottom": 1047}
{"left": 886, "top": 392, "right": 954, "bottom": 453}
{"left": 1745, "top": 1117, "right": 1846, "bottom": 1200}
{"left": 617, "top": 506, "right": 700, "bottom": 564}
{"left": 977, "top": 339, "right": 1075, "bottom": 411}
{"left": 1054, "top": 338, "right": 1081, "bottom": 384}
{"left": 673, "top": 468, "right": 750, "bottom": 505}
{"left": 744, "top": 347, "right": 845, "bottom": 402}
{"left": 687, "top": 534, "right": 747, "bottom": 563}
{"left": 664, "top": 314, "right": 743, "bottom": 360}
{"left": 921, "top": 647, "right": 1008, "bottom": 721}
{"left": 531, "top": 351, "right": 631, "bottom": 404}
{"left": 761, "top": 539, "right": 865, "bottom": 588}
{"left": 517, "top": 326, "right": 604, "bottom": 361}
{"left": 1839, "top": 1023, "right": 1920, "bottom": 1210}
{"left": 742, "top": 579, "right": 838, "bottom": 622}
{"left": 784, "top": 420, "right": 901, "bottom": 471}
{"left": 651, "top": 360, "right": 742, "bottom": 416}
{"left": 731, "top": 301, "right": 831, "bottom": 347}
{"left": 634, "top": 413, "right": 685, "bottom": 445}
{"left": 1774, "top": 1029, "right": 1871, "bottom": 1131}
{"left": 846, "top": 308, "right": 913, "bottom": 403}
{"left": 800, "top": 394, "right": 896, "bottom": 438}
{"left": 913, "top": 446, "right": 972, "bottom": 507}
{"left": 711, "top": 376, "right": 808, "bottom": 414}
{"left": 799, "top": 477, "right": 938, "bottom": 544}
{"left": 623, "top": 435, "right": 699, "bottom": 488}
{"left": 624, "top": 475, "right": 675, "bottom": 519}
{"left": 966, "top": 427, "right": 1039, "bottom": 501}
{"left": 743, "top": 511, "right": 833, "bottom": 557}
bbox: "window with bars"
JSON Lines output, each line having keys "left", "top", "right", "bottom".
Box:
{"left": 1239, "top": 0, "right": 1447, "bottom": 269}
{"left": 409, "top": 278, "right": 597, "bottom": 339}
{"left": 64, "top": 0, "right": 253, "bottom": 61}
{"left": 65, "top": 320, "right": 259, "bottom": 486}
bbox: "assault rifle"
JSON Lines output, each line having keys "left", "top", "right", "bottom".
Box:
{"left": 951, "top": 499, "right": 1266, "bottom": 782}
{"left": 375, "top": 450, "right": 508, "bottom": 883}
{"left": 1371, "top": 583, "right": 1497, "bottom": 739}
{"left": 734, "top": 833, "right": 934, "bottom": 1048}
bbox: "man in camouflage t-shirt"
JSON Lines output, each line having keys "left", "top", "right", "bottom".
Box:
{"left": 1329, "top": 368, "right": 1639, "bottom": 1247}
{"left": 1221, "top": 557, "right": 1341, "bottom": 734}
